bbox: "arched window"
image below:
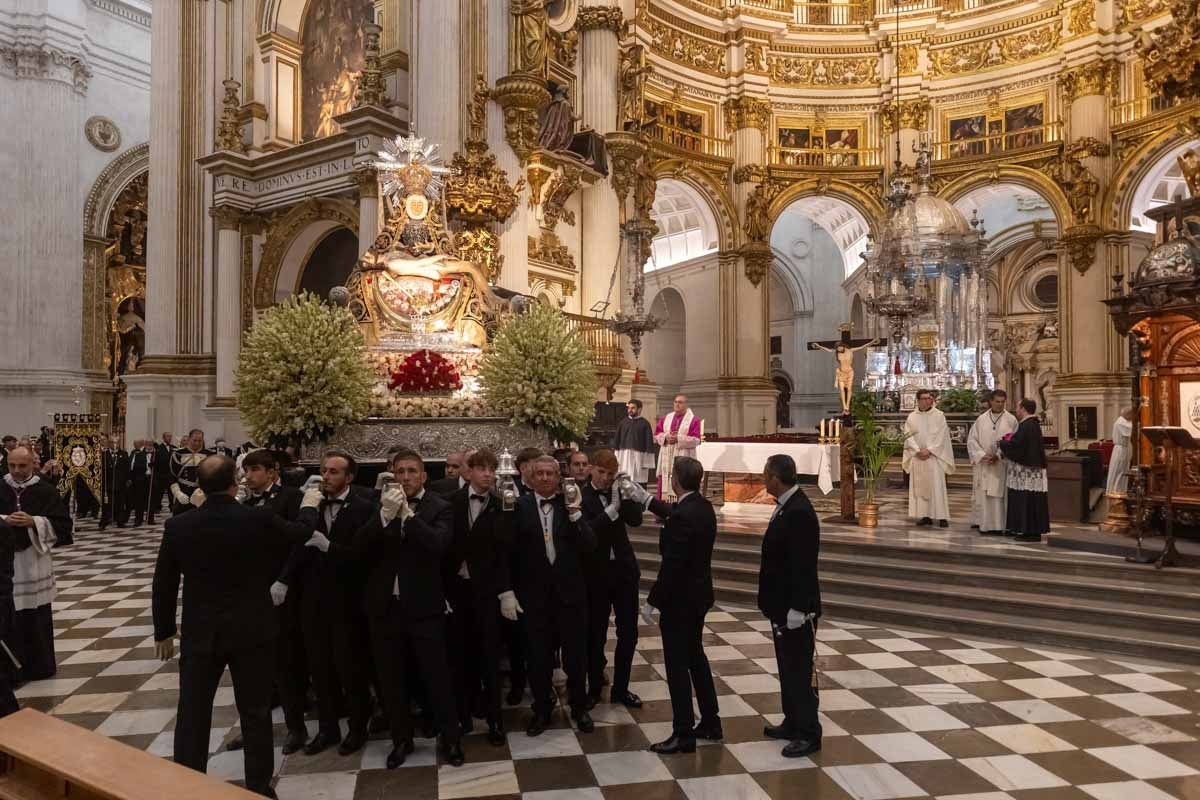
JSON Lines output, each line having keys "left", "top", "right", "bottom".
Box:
{"left": 646, "top": 179, "right": 719, "bottom": 271}
{"left": 1129, "top": 140, "right": 1197, "bottom": 232}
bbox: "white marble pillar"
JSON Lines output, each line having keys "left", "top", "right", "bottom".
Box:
{"left": 412, "top": 0, "right": 461, "bottom": 148}
{"left": 357, "top": 168, "right": 380, "bottom": 256}
{"left": 487, "top": 0, "right": 529, "bottom": 292}
{"left": 211, "top": 207, "right": 242, "bottom": 400}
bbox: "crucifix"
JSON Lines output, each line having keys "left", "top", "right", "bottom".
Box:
{"left": 807, "top": 323, "right": 879, "bottom": 417}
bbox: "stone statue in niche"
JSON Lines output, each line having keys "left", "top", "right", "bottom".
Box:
{"left": 537, "top": 83, "right": 580, "bottom": 153}
{"left": 509, "top": 0, "right": 551, "bottom": 77}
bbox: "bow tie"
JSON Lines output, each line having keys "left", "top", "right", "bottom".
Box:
{"left": 471, "top": 493, "right": 488, "bottom": 503}
{"left": 321, "top": 497, "right": 345, "bottom": 507}
{"left": 539, "top": 499, "right": 555, "bottom": 510}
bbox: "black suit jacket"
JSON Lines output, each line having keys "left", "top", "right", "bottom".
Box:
{"left": 428, "top": 475, "right": 465, "bottom": 498}
{"left": 445, "top": 487, "right": 514, "bottom": 603}
{"left": 151, "top": 494, "right": 318, "bottom": 651}
{"left": 130, "top": 450, "right": 152, "bottom": 486}
{"left": 296, "top": 487, "right": 379, "bottom": 619}
{"left": 757, "top": 487, "right": 821, "bottom": 625}
{"left": 512, "top": 492, "right": 596, "bottom": 609}
{"left": 152, "top": 443, "right": 173, "bottom": 480}
{"left": 245, "top": 484, "right": 304, "bottom": 582}
{"left": 646, "top": 492, "right": 716, "bottom": 615}
{"left": 580, "top": 484, "right": 641, "bottom": 583}
{"left": 332, "top": 490, "right": 452, "bottom": 620}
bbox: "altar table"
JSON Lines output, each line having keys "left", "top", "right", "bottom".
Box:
{"left": 695, "top": 442, "right": 840, "bottom": 495}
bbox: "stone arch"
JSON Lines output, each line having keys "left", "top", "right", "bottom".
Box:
{"left": 1108, "top": 132, "right": 1199, "bottom": 232}
{"left": 769, "top": 256, "right": 811, "bottom": 315}
{"left": 84, "top": 142, "right": 150, "bottom": 237}
{"left": 652, "top": 160, "right": 738, "bottom": 252}
{"left": 646, "top": 287, "right": 687, "bottom": 396}
{"left": 938, "top": 166, "right": 1071, "bottom": 229}
{"left": 767, "top": 179, "right": 884, "bottom": 249}
{"left": 770, "top": 193, "right": 874, "bottom": 278}
{"left": 260, "top": 0, "right": 309, "bottom": 36}
{"left": 254, "top": 197, "right": 359, "bottom": 307}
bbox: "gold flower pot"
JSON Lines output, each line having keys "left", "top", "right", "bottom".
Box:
{"left": 858, "top": 502, "right": 879, "bottom": 528}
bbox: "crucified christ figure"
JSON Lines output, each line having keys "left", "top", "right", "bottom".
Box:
{"left": 811, "top": 338, "right": 879, "bottom": 414}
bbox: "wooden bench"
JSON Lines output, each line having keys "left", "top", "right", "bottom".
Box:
{"left": 0, "top": 708, "right": 257, "bottom": 799}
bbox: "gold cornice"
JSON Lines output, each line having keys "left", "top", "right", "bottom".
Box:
{"left": 646, "top": 18, "right": 728, "bottom": 77}
{"left": 928, "top": 22, "right": 1061, "bottom": 78}
{"left": 717, "top": 376, "right": 776, "bottom": 392}
{"left": 237, "top": 102, "right": 268, "bottom": 122}
{"left": 210, "top": 204, "right": 244, "bottom": 230}
{"left": 926, "top": 9, "right": 1061, "bottom": 45}
{"left": 576, "top": 6, "right": 623, "bottom": 33}
{"left": 1053, "top": 371, "right": 1131, "bottom": 389}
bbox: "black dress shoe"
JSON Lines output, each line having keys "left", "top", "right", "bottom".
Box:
{"left": 763, "top": 723, "right": 793, "bottom": 741}
{"left": 337, "top": 730, "right": 367, "bottom": 756}
{"left": 506, "top": 688, "right": 524, "bottom": 706}
{"left": 649, "top": 734, "right": 696, "bottom": 754}
{"left": 259, "top": 788, "right": 278, "bottom": 799}
{"left": 916, "top": 517, "right": 933, "bottom": 526}
{"left": 487, "top": 723, "right": 506, "bottom": 746}
{"left": 303, "top": 732, "right": 341, "bottom": 756}
{"left": 970, "top": 523, "right": 979, "bottom": 530}
{"left": 782, "top": 738, "right": 821, "bottom": 758}
{"left": 937, "top": 519, "right": 949, "bottom": 528}
{"left": 583, "top": 693, "right": 597, "bottom": 711}
{"left": 981, "top": 529, "right": 1004, "bottom": 536}
{"left": 281, "top": 729, "right": 307, "bottom": 755}
{"left": 226, "top": 733, "right": 244, "bottom": 751}
{"left": 460, "top": 717, "right": 474, "bottom": 735}
{"left": 572, "top": 710, "right": 594, "bottom": 733}
{"left": 614, "top": 691, "right": 642, "bottom": 709}
{"left": 386, "top": 739, "right": 414, "bottom": 769}
{"left": 526, "top": 713, "right": 552, "bottom": 737}
{"left": 440, "top": 739, "right": 466, "bottom": 767}
{"left": 691, "top": 720, "right": 723, "bottom": 741}
{"left": 1015, "top": 533, "right": 1042, "bottom": 542}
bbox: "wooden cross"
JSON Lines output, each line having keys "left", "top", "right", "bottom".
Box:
{"left": 806, "top": 322, "right": 877, "bottom": 354}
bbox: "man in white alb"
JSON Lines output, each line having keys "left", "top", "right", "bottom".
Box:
{"left": 903, "top": 389, "right": 956, "bottom": 527}
{"left": 654, "top": 395, "right": 702, "bottom": 499}
{"left": 1106, "top": 407, "right": 1136, "bottom": 494}
{"left": 967, "top": 389, "right": 1018, "bottom": 536}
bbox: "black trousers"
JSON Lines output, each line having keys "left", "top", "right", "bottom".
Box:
{"left": 175, "top": 639, "right": 276, "bottom": 796}
{"left": 275, "top": 610, "right": 307, "bottom": 735}
{"left": 100, "top": 488, "right": 129, "bottom": 528}
{"left": 369, "top": 601, "right": 460, "bottom": 745}
{"left": 524, "top": 592, "right": 587, "bottom": 717}
{"left": 659, "top": 606, "right": 719, "bottom": 736}
{"left": 585, "top": 566, "right": 639, "bottom": 698}
{"left": 130, "top": 477, "right": 153, "bottom": 522}
{"left": 150, "top": 478, "right": 170, "bottom": 514}
{"left": 774, "top": 619, "right": 822, "bottom": 742}
{"left": 303, "top": 606, "right": 371, "bottom": 739}
{"left": 446, "top": 579, "right": 503, "bottom": 727}
{"left": 0, "top": 601, "right": 20, "bottom": 718}
{"left": 13, "top": 604, "right": 55, "bottom": 682}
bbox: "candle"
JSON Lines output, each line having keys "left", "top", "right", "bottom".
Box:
{"left": 820, "top": 419, "right": 826, "bottom": 438}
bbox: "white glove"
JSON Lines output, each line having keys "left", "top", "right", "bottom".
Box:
{"left": 235, "top": 485, "right": 249, "bottom": 504}
{"left": 605, "top": 501, "right": 620, "bottom": 521}
{"left": 623, "top": 481, "right": 650, "bottom": 505}
{"left": 170, "top": 483, "right": 188, "bottom": 504}
{"left": 786, "top": 608, "right": 811, "bottom": 630}
{"left": 300, "top": 486, "right": 323, "bottom": 510}
{"left": 270, "top": 581, "right": 288, "bottom": 606}
{"left": 302, "top": 474, "right": 322, "bottom": 491}
{"left": 305, "top": 531, "right": 330, "bottom": 552}
{"left": 640, "top": 603, "right": 658, "bottom": 626}
{"left": 499, "top": 590, "right": 523, "bottom": 621}
{"left": 380, "top": 486, "right": 407, "bottom": 524}
{"left": 190, "top": 488, "right": 206, "bottom": 507}
{"left": 374, "top": 471, "right": 395, "bottom": 491}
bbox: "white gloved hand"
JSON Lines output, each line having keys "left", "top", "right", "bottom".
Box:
{"left": 305, "top": 531, "right": 330, "bottom": 552}
{"left": 605, "top": 502, "right": 620, "bottom": 521}
{"left": 498, "top": 590, "right": 523, "bottom": 621}
{"left": 302, "top": 474, "right": 322, "bottom": 491}
{"left": 786, "top": 608, "right": 811, "bottom": 630}
{"left": 170, "top": 483, "right": 188, "bottom": 504}
{"left": 235, "top": 485, "right": 249, "bottom": 504}
{"left": 190, "top": 488, "right": 207, "bottom": 507}
{"left": 270, "top": 581, "right": 288, "bottom": 606}
{"left": 380, "top": 486, "right": 407, "bottom": 524}
{"left": 300, "top": 486, "right": 323, "bottom": 510}
{"left": 374, "top": 471, "right": 395, "bottom": 491}
{"left": 622, "top": 481, "right": 650, "bottom": 505}
{"left": 640, "top": 603, "right": 658, "bottom": 626}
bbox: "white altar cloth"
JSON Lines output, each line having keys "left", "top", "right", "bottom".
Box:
{"left": 695, "top": 442, "right": 840, "bottom": 495}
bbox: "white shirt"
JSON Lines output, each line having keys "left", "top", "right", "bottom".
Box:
{"left": 772, "top": 485, "right": 799, "bottom": 521}
{"left": 535, "top": 493, "right": 557, "bottom": 565}
{"left": 467, "top": 486, "right": 489, "bottom": 528}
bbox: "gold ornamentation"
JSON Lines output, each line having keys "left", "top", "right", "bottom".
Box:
{"left": 210, "top": 204, "right": 243, "bottom": 231}
{"left": 647, "top": 20, "right": 727, "bottom": 75}
{"left": 529, "top": 230, "right": 576, "bottom": 271}
{"left": 732, "top": 164, "right": 766, "bottom": 184}
{"left": 530, "top": 159, "right": 583, "bottom": 228}
{"left": 456, "top": 228, "right": 504, "bottom": 283}
{"left": 1060, "top": 61, "right": 1116, "bottom": 103}
{"left": 549, "top": 28, "right": 579, "bottom": 68}
{"left": 897, "top": 45, "right": 919, "bottom": 76}
{"left": 633, "top": 155, "right": 659, "bottom": 234}
{"left": 576, "top": 6, "right": 623, "bottom": 33}
{"left": 254, "top": 197, "right": 359, "bottom": 308}
{"left": 618, "top": 43, "right": 653, "bottom": 131}
{"left": 740, "top": 240, "right": 772, "bottom": 287}
{"left": 879, "top": 98, "right": 930, "bottom": 133}
{"left": 1178, "top": 147, "right": 1200, "bottom": 194}
{"left": 1045, "top": 137, "right": 1110, "bottom": 225}
{"left": 1136, "top": 0, "right": 1200, "bottom": 103}
{"left": 492, "top": 73, "right": 551, "bottom": 165}
{"left": 743, "top": 180, "right": 781, "bottom": 244}
{"left": 605, "top": 130, "right": 647, "bottom": 208}
{"left": 768, "top": 55, "right": 877, "bottom": 87}
{"left": 999, "top": 25, "right": 1062, "bottom": 62}
{"left": 929, "top": 42, "right": 992, "bottom": 77}
{"left": 1123, "top": 0, "right": 1168, "bottom": 24}
{"left": 1068, "top": 0, "right": 1095, "bottom": 35}
{"left": 84, "top": 116, "right": 121, "bottom": 152}
{"left": 723, "top": 96, "right": 771, "bottom": 132}
{"left": 510, "top": 0, "right": 550, "bottom": 77}
{"left": 354, "top": 21, "right": 387, "bottom": 108}
{"left": 216, "top": 78, "right": 245, "bottom": 153}
{"left": 241, "top": 231, "right": 254, "bottom": 332}
{"left": 745, "top": 42, "right": 769, "bottom": 74}
{"left": 1058, "top": 224, "right": 1104, "bottom": 274}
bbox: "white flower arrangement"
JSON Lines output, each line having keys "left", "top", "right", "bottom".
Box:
{"left": 368, "top": 386, "right": 492, "bottom": 418}
{"left": 236, "top": 292, "right": 373, "bottom": 445}
{"left": 479, "top": 303, "right": 596, "bottom": 442}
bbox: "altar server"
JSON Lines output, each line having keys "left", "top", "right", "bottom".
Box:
{"left": 967, "top": 390, "right": 1018, "bottom": 535}
{"left": 654, "top": 395, "right": 702, "bottom": 499}
{"left": 998, "top": 399, "right": 1051, "bottom": 542}
{"left": 903, "top": 390, "right": 956, "bottom": 527}
{"left": 1106, "top": 407, "right": 1136, "bottom": 494}
{"left": 0, "top": 446, "right": 72, "bottom": 682}
{"left": 615, "top": 399, "right": 656, "bottom": 483}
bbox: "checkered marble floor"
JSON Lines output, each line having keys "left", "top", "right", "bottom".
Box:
{"left": 22, "top": 517, "right": 1200, "bottom": 799}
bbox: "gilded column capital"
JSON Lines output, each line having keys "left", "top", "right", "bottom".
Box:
{"left": 1059, "top": 60, "right": 1117, "bottom": 104}
{"left": 356, "top": 167, "right": 379, "bottom": 198}
{"left": 210, "top": 205, "right": 245, "bottom": 231}
{"left": 576, "top": 6, "right": 623, "bottom": 34}
{"left": 0, "top": 41, "right": 91, "bottom": 95}
{"left": 724, "top": 96, "right": 771, "bottom": 133}
{"left": 879, "top": 98, "right": 930, "bottom": 134}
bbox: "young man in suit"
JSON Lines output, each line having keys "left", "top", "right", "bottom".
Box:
{"left": 151, "top": 455, "right": 324, "bottom": 799}
{"left": 758, "top": 454, "right": 822, "bottom": 758}
{"left": 624, "top": 456, "right": 720, "bottom": 754}
{"left": 149, "top": 433, "right": 174, "bottom": 521}
{"left": 445, "top": 449, "right": 515, "bottom": 746}
{"left": 296, "top": 449, "right": 377, "bottom": 756}
{"left": 580, "top": 449, "right": 643, "bottom": 708}
{"left": 129, "top": 440, "right": 155, "bottom": 526}
{"left": 512, "top": 455, "right": 596, "bottom": 736}
{"left": 502, "top": 446, "right": 543, "bottom": 705}
{"left": 313, "top": 448, "right": 464, "bottom": 768}
{"left": 428, "top": 450, "right": 469, "bottom": 497}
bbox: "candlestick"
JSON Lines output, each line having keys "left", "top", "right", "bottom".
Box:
{"left": 820, "top": 419, "right": 826, "bottom": 438}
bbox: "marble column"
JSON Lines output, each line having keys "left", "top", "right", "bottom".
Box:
{"left": 487, "top": 0, "right": 529, "bottom": 292}
{"left": 578, "top": 4, "right": 623, "bottom": 315}
{"left": 412, "top": 0, "right": 461, "bottom": 148}
{"left": 211, "top": 207, "right": 242, "bottom": 401}
{"left": 357, "top": 168, "right": 380, "bottom": 256}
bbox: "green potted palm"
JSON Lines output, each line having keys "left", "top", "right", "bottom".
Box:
{"left": 853, "top": 404, "right": 911, "bottom": 527}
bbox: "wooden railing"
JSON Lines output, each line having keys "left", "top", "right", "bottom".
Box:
{"left": 1110, "top": 95, "right": 1175, "bottom": 127}
{"left": 932, "top": 121, "right": 1062, "bottom": 161}
{"left": 792, "top": 1, "right": 871, "bottom": 24}
{"left": 771, "top": 145, "right": 884, "bottom": 167}
{"left": 565, "top": 312, "right": 628, "bottom": 371}
{"left": 644, "top": 121, "right": 731, "bottom": 159}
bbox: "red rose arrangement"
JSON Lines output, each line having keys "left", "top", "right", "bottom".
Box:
{"left": 388, "top": 349, "right": 463, "bottom": 393}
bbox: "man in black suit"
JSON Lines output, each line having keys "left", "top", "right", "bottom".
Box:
{"left": 502, "top": 446, "right": 542, "bottom": 705}
{"left": 427, "top": 450, "right": 469, "bottom": 497}
{"left": 98, "top": 435, "right": 130, "bottom": 530}
{"left": 624, "top": 456, "right": 720, "bottom": 754}
{"left": 513, "top": 455, "right": 596, "bottom": 736}
{"left": 316, "top": 448, "right": 464, "bottom": 768}
{"left": 580, "top": 449, "right": 642, "bottom": 708}
{"left": 757, "top": 454, "right": 822, "bottom": 758}
{"left": 151, "top": 455, "right": 324, "bottom": 798}
{"left": 129, "top": 440, "right": 155, "bottom": 526}
{"left": 296, "top": 449, "right": 377, "bottom": 756}
{"left": 445, "top": 449, "right": 514, "bottom": 746}
{"left": 149, "top": 432, "right": 174, "bottom": 521}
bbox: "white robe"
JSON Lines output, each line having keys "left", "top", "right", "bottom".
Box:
{"left": 967, "top": 410, "right": 1018, "bottom": 532}
{"left": 903, "top": 407, "right": 956, "bottom": 521}
{"left": 1107, "top": 417, "right": 1133, "bottom": 494}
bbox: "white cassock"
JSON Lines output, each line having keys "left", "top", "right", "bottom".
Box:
{"left": 967, "top": 410, "right": 1018, "bottom": 532}
{"left": 1106, "top": 416, "right": 1133, "bottom": 494}
{"left": 903, "top": 407, "right": 957, "bottom": 521}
